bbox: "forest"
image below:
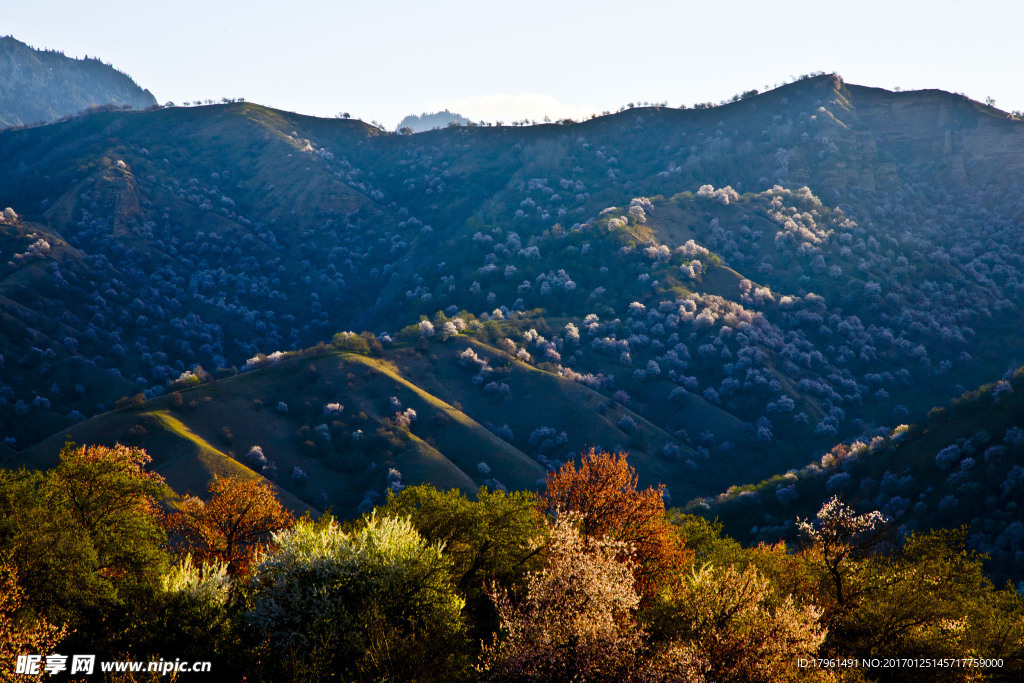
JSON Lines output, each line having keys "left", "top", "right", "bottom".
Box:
{"left": 3, "top": 444, "right": 1021, "bottom": 681}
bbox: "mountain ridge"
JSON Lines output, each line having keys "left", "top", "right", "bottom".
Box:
{"left": 0, "top": 36, "right": 157, "bottom": 129}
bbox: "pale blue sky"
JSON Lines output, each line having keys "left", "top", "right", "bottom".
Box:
{"left": 7, "top": 1, "right": 1022, "bottom": 128}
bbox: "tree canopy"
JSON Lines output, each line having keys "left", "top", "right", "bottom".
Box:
{"left": 165, "top": 476, "right": 294, "bottom": 575}
{"left": 542, "top": 449, "right": 691, "bottom": 600}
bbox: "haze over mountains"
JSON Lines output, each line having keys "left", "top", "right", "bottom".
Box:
{"left": 397, "top": 109, "right": 472, "bottom": 133}
{"left": 0, "top": 36, "right": 156, "bottom": 128}
{"left": 1, "top": 61, "right": 1022, "bottom": 585}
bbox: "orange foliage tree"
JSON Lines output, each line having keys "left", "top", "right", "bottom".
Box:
{"left": 0, "top": 564, "right": 68, "bottom": 675}
{"left": 541, "top": 449, "right": 690, "bottom": 601}
{"left": 165, "top": 476, "right": 294, "bottom": 575}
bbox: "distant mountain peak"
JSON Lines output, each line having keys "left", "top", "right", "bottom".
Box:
{"left": 0, "top": 35, "right": 156, "bottom": 129}
{"left": 397, "top": 110, "right": 472, "bottom": 133}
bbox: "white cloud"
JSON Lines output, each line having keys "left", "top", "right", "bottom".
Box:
{"left": 447, "top": 93, "right": 599, "bottom": 124}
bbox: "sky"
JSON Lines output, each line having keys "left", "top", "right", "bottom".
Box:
{"left": 6, "top": 0, "right": 1024, "bottom": 129}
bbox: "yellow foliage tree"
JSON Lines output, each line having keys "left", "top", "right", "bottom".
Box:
{"left": 0, "top": 564, "right": 67, "bottom": 683}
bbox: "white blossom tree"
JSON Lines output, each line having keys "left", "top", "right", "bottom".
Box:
{"left": 479, "top": 514, "right": 643, "bottom": 681}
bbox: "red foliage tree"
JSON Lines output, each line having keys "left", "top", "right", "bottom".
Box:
{"left": 165, "top": 476, "right": 294, "bottom": 575}
{"left": 541, "top": 449, "right": 690, "bottom": 601}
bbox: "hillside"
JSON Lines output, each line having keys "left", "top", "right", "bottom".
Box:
{"left": 18, "top": 333, "right": 715, "bottom": 517}
{"left": 0, "top": 36, "right": 156, "bottom": 128}
{"left": 1, "top": 74, "right": 1023, "bottom": 543}
{"left": 696, "top": 367, "right": 1024, "bottom": 586}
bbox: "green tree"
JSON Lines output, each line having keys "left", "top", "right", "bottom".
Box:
{"left": 669, "top": 513, "right": 747, "bottom": 568}
{"left": 645, "top": 563, "right": 825, "bottom": 683}
{"left": 0, "top": 443, "right": 168, "bottom": 634}
{"left": 375, "top": 485, "right": 546, "bottom": 643}
{"left": 247, "top": 514, "right": 467, "bottom": 682}
{"left": 120, "top": 555, "right": 242, "bottom": 673}
{"left": 823, "top": 528, "right": 1024, "bottom": 680}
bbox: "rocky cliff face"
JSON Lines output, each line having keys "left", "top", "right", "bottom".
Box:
{"left": 0, "top": 36, "right": 156, "bottom": 128}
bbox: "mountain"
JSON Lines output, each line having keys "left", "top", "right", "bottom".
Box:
{"left": 0, "top": 35, "right": 156, "bottom": 128}
{"left": 397, "top": 109, "right": 472, "bottom": 133}
{"left": 2, "top": 74, "right": 1023, "bottom": 540}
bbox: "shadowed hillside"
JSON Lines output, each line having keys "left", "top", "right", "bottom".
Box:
{"left": 0, "top": 36, "right": 156, "bottom": 128}
{"left": 695, "top": 366, "right": 1024, "bottom": 586}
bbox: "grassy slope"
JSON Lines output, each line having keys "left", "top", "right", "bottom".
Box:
{"left": 11, "top": 330, "right": 749, "bottom": 511}
{"left": 390, "top": 336, "right": 719, "bottom": 500}
{"left": 17, "top": 347, "right": 549, "bottom": 516}
{"left": 18, "top": 406, "right": 309, "bottom": 513}
{"left": 342, "top": 352, "right": 544, "bottom": 489}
